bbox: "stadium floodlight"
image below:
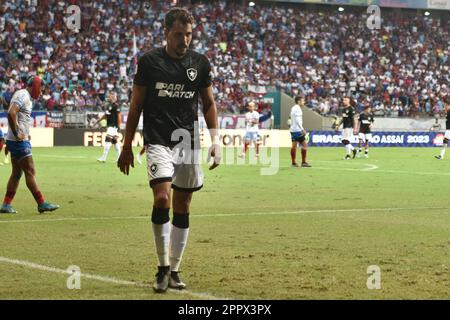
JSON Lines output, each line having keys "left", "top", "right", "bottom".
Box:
{"left": 249, "top": 1, "right": 255, "bottom": 6}
{"left": 424, "top": 11, "right": 430, "bottom": 16}
{"left": 338, "top": 7, "right": 344, "bottom": 12}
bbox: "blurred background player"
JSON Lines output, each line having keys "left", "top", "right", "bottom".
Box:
{"left": 0, "top": 127, "right": 8, "bottom": 166}
{"left": 289, "top": 96, "right": 311, "bottom": 167}
{"left": 0, "top": 76, "right": 59, "bottom": 214}
{"left": 357, "top": 104, "right": 374, "bottom": 159}
{"left": 95, "top": 91, "right": 122, "bottom": 163}
{"left": 239, "top": 101, "right": 260, "bottom": 159}
{"left": 338, "top": 96, "right": 358, "bottom": 160}
{"left": 435, "top": 102, "right": 450, "bottom": 160}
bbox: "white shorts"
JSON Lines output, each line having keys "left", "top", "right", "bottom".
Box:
{"left": 341, "top": 128, "right": 353, "bottom": 141}
{"left": 244, "top": 131, "right": 259, "bottom": 142}
{"left": 106, "top": 127, "right": 119, "bottom": 137}
{"left": 445, "top": 130, "right": 450, "bottom": 140}
{"left": 146, "top": 144, "right": 204, "bottom": 192}
{"left": 358, "top": 133, "right": 372, "bottom": 142}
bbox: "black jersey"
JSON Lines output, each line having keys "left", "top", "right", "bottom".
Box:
{"left": 359, "top": 112, "right": 374, "bottom": 133}
{"left": 342, "top": 106, "right": 356, "bottom": 129}
{"left": 446, "top": 109, "right": 450, "bottom": 130}
{"left": 106, "top": 104, "right": 119, "bottom": 128}
{"left": 133, "top": 47, "right": 212, "bottom": 148}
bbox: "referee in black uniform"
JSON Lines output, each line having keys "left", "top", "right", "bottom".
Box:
{"left": 118, "top": 8, "right": 220, "bottom": 293}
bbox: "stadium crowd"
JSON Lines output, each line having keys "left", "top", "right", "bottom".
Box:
{"left": 0, "top": 0, "right": 448, "bottom": 117}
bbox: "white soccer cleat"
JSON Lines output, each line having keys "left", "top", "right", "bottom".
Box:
{"left": 97, "top": 158, "right": 106, "bottom": 163}
{"left": 364, "top": 154, "right": 369, "bottom": 159}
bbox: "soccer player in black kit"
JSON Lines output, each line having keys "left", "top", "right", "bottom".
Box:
{"left": 96, "top": 91, "right": 121, "bottom": 163}
{"left": 337, "top": 97, "right": 358, "bottom": 160}
{"left": 117, "top": 8, "right": 220, "bottom": 293}
{"left": 435, "top": 102, "right": 450, "bottom": 160}
{"left": 357, "top": 104, "right": 374, "bottom": 158}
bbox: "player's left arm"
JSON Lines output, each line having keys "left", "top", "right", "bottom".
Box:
{"left": 200, "top": 85, "right": 220, "bottom": 170}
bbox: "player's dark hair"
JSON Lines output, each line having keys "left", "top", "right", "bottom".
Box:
{"left": 165, "top": 7, "right": 194, "bottom": 30}
{"left": 295, "top": 96, "right": 302, "bottom": 103}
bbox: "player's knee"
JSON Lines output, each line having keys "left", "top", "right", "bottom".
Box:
{"left": 342, "top": 140, "right": 349, "bottom": 145}
{"left": 154, "top": 192, "right": 170, "bottom": 207}
{"left": 15, "top": 170, "right": 23, "bottom": 181}
{"left": 25, "top": 167, "right": 36, "bottom": 177}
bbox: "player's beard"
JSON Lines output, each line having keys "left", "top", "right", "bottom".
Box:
{"left": 175, "top": 45, "right": 188, "bottom": 57}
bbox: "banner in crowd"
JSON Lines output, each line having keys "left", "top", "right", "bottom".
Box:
{"left": 198, "top": 115, "right": 274, "bottom": 129}
{"left": 309, "top": 131, "right": 447, "bottom": 147}
{"left": 46, "top": 111, "right": 64, "bottom": 128}
{"left": 0, "top": 111, "right": 47, "bottom": 129}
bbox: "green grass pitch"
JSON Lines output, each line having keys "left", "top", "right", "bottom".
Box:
{"left": 0, "top": 146, "right": 449, "bottom": 299}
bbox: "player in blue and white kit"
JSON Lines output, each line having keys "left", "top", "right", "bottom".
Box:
{"left": 239, "top": 101, "right": 260, "bottom": 158}
{"left": 0, "top": 76, "right": 59, "bottom": 214}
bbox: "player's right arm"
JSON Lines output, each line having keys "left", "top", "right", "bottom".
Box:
{"left": 117, "top": 84, "right": 146, "bottom": 175}
{"left": 293, "top": 108, "right": 305, "bottom": 135}
{"left": 94, "top": 113, "right": 106, "bottom": 127}
{"left": 7, "top": 103, "right": 25, "bottom": 141}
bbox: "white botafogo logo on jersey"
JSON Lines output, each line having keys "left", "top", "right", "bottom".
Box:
{"left": 186, "top": 68, "right": 197, "bottom": 81}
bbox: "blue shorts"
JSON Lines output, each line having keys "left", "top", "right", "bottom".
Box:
{"left": 244, "top": 132, "right": 259, "bottom": 141}
{"left": 6, "top": 140, "right": 32, "bottom": 161}
{"left": 291, "top": 132, "right": 306, "bottom": 143}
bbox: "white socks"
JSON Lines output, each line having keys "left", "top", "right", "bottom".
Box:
{"left": 152, "top": 222, "right": 171, "bottom": 267}
{"left": 345, "top": 144, "right": 354, "bottom": 155}
{"left": 100, "top": 142, "right": 112, "bottom": 160}
{"left": 169, "top": 225, "right": 189, "bottom": 272}
{"left": 440, "top": 144, "right": 447, "bottom": 158}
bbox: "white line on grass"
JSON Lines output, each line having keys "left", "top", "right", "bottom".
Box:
{"left": 0, "top": 256, "right": 227, "bottom": 300}
{"left": 1, "top": 206, "right": 449, "bottom": 224}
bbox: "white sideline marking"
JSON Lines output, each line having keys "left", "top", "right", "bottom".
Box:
{"left": 1, "top": 206, "right": 449, "bottom": 224}
{"left": 0, "top": 256, "right": 227, "bottom": 300}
